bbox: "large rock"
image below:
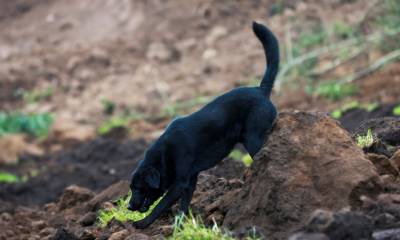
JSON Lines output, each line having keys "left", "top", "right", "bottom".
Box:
{"left": 223, "top": 111, "right": 380, "bottom": 239}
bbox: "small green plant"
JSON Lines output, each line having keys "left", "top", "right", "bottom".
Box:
{"left": 22, "top": 87, "right": 54, "bottom": 104}
{"left": 0, "top": 172, "right": 19, "bottom": 183}
{"left": 97, "top": 192, "right": 161, "bottom": 227}
{"left": 101, "top": 99, "right": 116, "bottom": 115}
{"left": 97, "top": 116, "right": 130, "bottom": 135}
{"left": 393, "top": 104, "right": 400, "bottom": 116}
{"left": 169, "top": 213, "right": 233, "bottom": 240}
{"left": 0, "top": 112, "right": 54, "bottom": 138}
{"left": 169, "top": 213, "right": 261, "bottom": 240}
{"left": 378, "top": 0, "right": 400, "bottom": 31}
{"left": 356, "top": 129, "right": 375, "bottom": 148}
{"left": 333, "top": 21, "right": 356, "bottom": 39}
{"left": 269, "top": 1, "right": 284, "bottom": 16}
{"left": 315, "top": 81, "right": 358, "bottom": 101}
{"left": 229, "top": 149, "right": 253, "bottom": 167}
{"left": 293, "top": 28, "right": 327, "bottom": 57}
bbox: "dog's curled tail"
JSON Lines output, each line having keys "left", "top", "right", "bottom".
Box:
{"left": 253, "top": 21, "right": 280, "bottom": 97}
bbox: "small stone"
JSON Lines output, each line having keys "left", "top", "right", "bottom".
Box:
{"left": 289, "top": 232, "right": 329, "bottom": 240}
{"left": 109, "top": 230, "right": 129, "bottom": 240}
{"left": 53, "top": 228, "right": 78, "bottom": 240}
{"left": 28, "top": 235, "right": 41, "bottom": 240}
{"left": 158, "top": 225, "right": 173, "bottom": 236}
{"left": 206, "top": 212, "right": 224, "bottom": 224}
{"left": 0, "top": 213, "right": 12, "bottom": 222}
{"left": 66, "top": 56, "right": 83, "bottom": 72}
{"left": 374, "top": 213, "right": 396, "bottom": 228}
{"left": 146, "top": 42, "right": 175, "bottom": 62}
{"left": 89, "top": 48, "right": 111, "bottom": 66}
{"left": 78, "top": 229, "right": 96, "bottom": 240}
{"left": 205, "top": 26, "right": 228, "bottom": 45}
{"left": 202, "top": 48, "right": 217, "bottom": 60}
{"left": 390, "top": 150, "right": 400, "bottom": 168}
{"left": 31, "top": 220, "right": 46, "bottom": 230}
{"left": 125, "top": 233, "right": 151, "bottom": 240}
{"left": 380, "top": 174, "right": 396, "bottom": 186}
{"left": 44, "top": 202, "right": 57, "bottom": 212}
{"left": 39, "top": 227, "right": 56, "bottom": 237}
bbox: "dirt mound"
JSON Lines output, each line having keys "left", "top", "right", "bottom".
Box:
{"left": 222, "top": 111, "right": 380, "bottom": 239}
{"left": 0, "top": 137, "right": 147, "bottom": 207}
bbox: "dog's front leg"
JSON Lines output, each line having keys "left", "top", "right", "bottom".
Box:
{"left": 132, "top": 183, "right": 185, "bottom": 229}
{"left": 179, "top": 173, "right": 198, "bottom": 214}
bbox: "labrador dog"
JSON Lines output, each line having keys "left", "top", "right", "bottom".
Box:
{"left": 128, "top": 21, "right": 279, "bottom": 229}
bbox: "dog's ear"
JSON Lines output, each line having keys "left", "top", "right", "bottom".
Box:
{"left": 144, "top": 167, "right": 160, "bottom": 189}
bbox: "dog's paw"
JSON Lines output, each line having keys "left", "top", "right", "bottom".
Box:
{"left": 132, "top": 219, "right": 151, "bottom": 229}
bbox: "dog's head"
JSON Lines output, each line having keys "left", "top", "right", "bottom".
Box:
{"left": 128, "top": 163, "right": 162, "bottom": 213}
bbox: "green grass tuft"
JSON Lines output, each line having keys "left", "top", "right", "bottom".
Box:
{"left": 229, "top": 150, "right": 253, "bottom": 167}
{"left": 97, "top": 117, "right": 130, "bottom": 135}
{"left": 101, "top": 99, "right": 116, "bottom": 115}
{"left": 356, "top": 129, "right": 375, "bottom": 148}
{"left": 315, "top": 82, "right": 358, "bottom": 101}
{"left": 97, "top": 192, "right": 161, "bottom": 227}
{"left": 393, "top": 105, "right": 400, "bottom": 116}
{"left": 0, "top": 172, "right": 19, "bottom": 183}
{"left": 333, "top": 21, "right": 357, "bottom": 39}
{"left": 169, "top": 213, "right": 261, "bottom": 240}
{"left": 0, "top": 112, "right": 54, "bottom": 138}
{"left": 169, "top": 213, "right": 234, "bottom": 240}
{"left": 22, "top": 87, "right": 54, "bottom": 104}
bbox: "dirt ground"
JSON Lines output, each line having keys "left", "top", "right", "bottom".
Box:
{"left": 0, "top": 0, "right": 400, "bottom": 239}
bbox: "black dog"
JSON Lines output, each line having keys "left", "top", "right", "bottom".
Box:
{"left": 128, "top": 21, "right": 279, "bottom": 229}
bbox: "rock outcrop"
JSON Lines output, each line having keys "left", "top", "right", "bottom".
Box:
{"left": 223, "top": 111, "right": 380, "bottom": 239}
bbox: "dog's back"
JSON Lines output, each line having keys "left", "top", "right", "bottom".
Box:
{"left": 165, "top": 22, "right": 280, "bottom": 170}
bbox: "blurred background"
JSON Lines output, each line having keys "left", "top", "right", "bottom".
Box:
{"left": 0, "top": 0, "right": 399, "bottom": 224}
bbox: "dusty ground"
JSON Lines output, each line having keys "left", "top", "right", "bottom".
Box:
{"left": 0, "top": 0, "right": 400, "bottom": 239}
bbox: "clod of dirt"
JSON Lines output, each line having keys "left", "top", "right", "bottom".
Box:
{"left": 85, "top": 180, "right": 129, "bottom": 211}
{"left": 223, "top": 111, "right": 380, "bottom": 239}
{"left": 125, "top": 233, "right": 151, "bottom": 240}
{"left": 52, "top": 227, "right": 79, "bottom": 240}
{"left": 0, "top": 134, "right": 42, "bottom": 165}
{"left": 146, "top": 42, "right": 179, "bottom": 62}
{"left": 47, "top": 118, "right": 96, "bottom": 147}
{"left": 58, "top": 185, "right": 95, "bottom": 210}
{"left": 296, "top": 209, "right": 373, "bottom": 240}
{"left": 289, "top": 232, "right": 329, "bottom": 240}
{"left": 366, "top": 153, "right": 399, "bottom": 176}
{"left": 391, "top": 150, "right": 400, "bottom": 169}
{"left": 354, "top": 117, "right": 400, "bottom": 146}
{"left": 109, "top": 229, "right": 129, "bottom": 240}
{"left": 78, "top": 212, "right": 97, "bottom": 227}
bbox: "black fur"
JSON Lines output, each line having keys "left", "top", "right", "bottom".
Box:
{"left": 128, "top": 21, "right": 280, "bottom": 229}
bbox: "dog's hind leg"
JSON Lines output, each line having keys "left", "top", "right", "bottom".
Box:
{"left": 179, "top": 173, "right": 199, "bottom": 214}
